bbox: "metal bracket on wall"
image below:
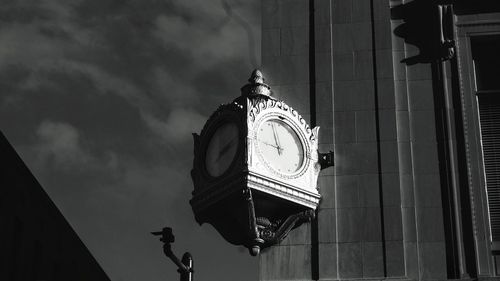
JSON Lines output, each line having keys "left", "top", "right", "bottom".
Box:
{"left": 319, "top": 151, "right": 334, "bottom": 170}
{"left": 438, "top": 4, "right": 455, "bottom": 61}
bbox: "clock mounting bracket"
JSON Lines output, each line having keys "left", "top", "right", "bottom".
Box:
{"left": 319, "top": 150, "right": 335, "bottom": 170}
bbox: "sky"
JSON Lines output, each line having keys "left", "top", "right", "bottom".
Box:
{"left": 0, "top": 0, "right": 261, "bottom": 280}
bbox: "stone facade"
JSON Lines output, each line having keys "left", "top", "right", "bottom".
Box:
{"left": 259, "top": 0, "right": 500, "bottom": 280}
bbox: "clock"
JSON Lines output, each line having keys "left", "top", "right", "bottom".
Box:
{"left": 205, "top": 122, "right": 239, "bottom": 177}
{"left": 256, "top": 119, "right": 304, "bottom": 174}
{"left": 190, "top": 70, "right": 326, "bottom": 256}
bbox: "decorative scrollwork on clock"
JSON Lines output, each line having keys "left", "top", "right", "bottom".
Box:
{"left": 248, "top": 98, "right": 315, "bottom": 143}
{"left": 256, "top": 210, "right": 315, "bottom": 246}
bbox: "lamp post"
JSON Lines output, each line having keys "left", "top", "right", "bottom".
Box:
{"left": 152, "top": 227, "right": 194, "bottom": 281}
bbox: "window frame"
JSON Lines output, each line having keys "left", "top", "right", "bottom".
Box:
{"left": 455, "top": 14, "right": 500, "bottom": 274}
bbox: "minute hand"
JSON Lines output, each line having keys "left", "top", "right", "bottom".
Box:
{"left": 270, "top": 123, "right": 283, "bottom": 155}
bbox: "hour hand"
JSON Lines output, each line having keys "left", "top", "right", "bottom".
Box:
{"left": 215, "top": 138, "right": 237, "bottom": 162}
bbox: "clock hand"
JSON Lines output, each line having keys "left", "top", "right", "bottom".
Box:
{"left": 270, "top": 123, "right": 282, "bottom": 155}
{"left": 259, "top": 140, "right": 285, "bottom": 156}
{"left": 215, "top": 137, "right": 237, "bottom": 162}
{"left": 260, "top": 141, "right": 280, "bottom": 149}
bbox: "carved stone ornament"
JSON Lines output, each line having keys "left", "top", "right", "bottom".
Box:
{"left": 190, "top": 70, "right": 322, "bottom": 256}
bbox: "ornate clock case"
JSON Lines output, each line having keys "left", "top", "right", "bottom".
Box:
{"left": 190, "top": 70, "right": 324, "bottom": 255}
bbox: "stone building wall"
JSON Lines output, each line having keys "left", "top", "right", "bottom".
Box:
{"left": 259, "top": 0, "right": 500, "bottom": 280}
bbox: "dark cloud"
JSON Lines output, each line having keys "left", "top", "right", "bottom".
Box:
{"left": 0, "top": 0, "right": 260, "bottom": 280}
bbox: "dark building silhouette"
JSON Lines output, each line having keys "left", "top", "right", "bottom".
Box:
{"left": 0, "top": 132, "right": 110, "bottom": 281}
{"left": 260, "top": 0, "right": 500, "bottom": 280}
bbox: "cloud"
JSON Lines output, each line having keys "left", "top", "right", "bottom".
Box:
{"left": 154, "top": 14, "right": 247, "bottom": 67}
{"left": 35, "top": 120, "right": 119, "bottom": 172}
{"left": 0, "top": 0, "right": 260, "bottom": 137}
{"left": 0, "top": 24, "right": 62, "bottom": 67}
{"left": 0, "top": 1, "right": 261, "bottom": 281}
{"left": 149, "top": 66, "right": 198, "bottom": 107}
{"left": 152, "top": 0, "right": 260, "bottom": 69}
{"left": 36, "top": 120, "right": 91, "bottom": 168}
{"left": 142, "top": 108, "right": 206, "bottom": 143}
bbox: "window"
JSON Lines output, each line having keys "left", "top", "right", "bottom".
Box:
{"left": 473, "top": 35, "right": 500, "bottom": 249}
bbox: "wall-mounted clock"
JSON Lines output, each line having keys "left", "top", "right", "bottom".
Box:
{"left": 190, "top": 70, "right": 331, "bottom": 256}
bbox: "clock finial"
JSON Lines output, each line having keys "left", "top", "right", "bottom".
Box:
{"left": 241, "top": 69, "right": 272, "bottom": 98}
{"left": 249, "top": 69, "right": 264, "bottom": 84}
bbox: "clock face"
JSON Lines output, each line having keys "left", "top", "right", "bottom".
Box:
{"left": 205, "top": 122, "right": 239, "bottom": 177}
{"left": 256, "top": 119, "right": 304, "bottom": 174}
